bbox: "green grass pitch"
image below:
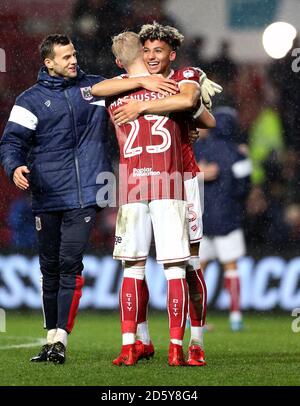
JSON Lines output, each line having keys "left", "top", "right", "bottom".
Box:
{"left": 0, "top": 311, "right": 299, "bottom": 386}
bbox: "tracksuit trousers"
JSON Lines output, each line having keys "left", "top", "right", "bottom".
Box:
{"left": 35, "top": 206, "right": 98, "bottom": 333}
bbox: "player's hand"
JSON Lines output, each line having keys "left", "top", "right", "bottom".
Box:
{"left": 199, "top": 160, "right": 219, "bottom": 181}
{"left": 113, "top": 99, "right": 144, "bottom": 125}
{"left": 189, "top": 128, "right": 201, "bottom": 143}
{"left": 139, "top": 75, "right": 178, "bottom": 95}
{"left": 13, "top": 166, "right": 30, "bottom": 190}
{"left": 197, "top": 69, "right": 223, "bottom": 111}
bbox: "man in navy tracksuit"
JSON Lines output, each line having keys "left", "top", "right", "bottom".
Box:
{"left": 0, "top": 35, "right": 112, "bottom": 363}
{"left": 193, "top": 107, "right": 252, "bottom": 331}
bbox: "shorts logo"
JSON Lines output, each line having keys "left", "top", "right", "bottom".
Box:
{"left": 183, "top": 69, "right": 194, "bottom": 79}
{"left": 115, "top": 236, "right": 122, "bottom": 245}
{"left": 84, "top": 216, "right": 91, "bottom": 223}
{"left": 44, "top": 100, "right": 51, "bottom": 107}
{"left": 80, "top": 86, "right": 93, "bottom": 101}
{"left": 35, "top": 216, "right": 42, "bottom": 231}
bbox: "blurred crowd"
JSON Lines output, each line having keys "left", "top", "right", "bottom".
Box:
{"left": 1, "top": 0, "right": 300, "bottom": 255}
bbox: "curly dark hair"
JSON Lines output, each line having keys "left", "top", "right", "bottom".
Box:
{"left": 139, "top": 21, "right": 184, "bottom": 50}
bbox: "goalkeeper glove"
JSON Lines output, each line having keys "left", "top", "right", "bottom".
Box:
{"left": 196, "top": 68, "right": 223, "bottom": 111}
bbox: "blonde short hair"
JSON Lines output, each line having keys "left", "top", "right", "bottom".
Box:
{"left": 111, "top": 31, "right": 142, "bottom": 67}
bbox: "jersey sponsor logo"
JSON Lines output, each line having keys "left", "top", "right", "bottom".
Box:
{"left": 118, "top": 166, "right": 186, "bottom": 204}
{"left": 80, "top": 86, "right": 93, "bottom": 101}
{"left": 183, "top": 69, "right": 195, "bottom": 79}
{"left": 133, "top": 167, "right": 161, "bottom": 177}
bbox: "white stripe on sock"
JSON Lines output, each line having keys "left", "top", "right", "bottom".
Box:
{"left": 171, "top": 339, "right": 183, "bottom": 346}
{"left": 122, "top": 333, "right": 135, "bottom": 345}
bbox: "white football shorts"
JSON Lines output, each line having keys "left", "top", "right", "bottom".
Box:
{"left": 184, "top": 176, "right": 203, "bottom": 244}
{"left": 113, "top": 199, "right": 190, "bottom": 264}
{"left": 199, "top": 228, "right": 246, "bottom": 264}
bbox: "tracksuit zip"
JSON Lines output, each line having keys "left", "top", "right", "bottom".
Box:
{"left": 64, "top": 89, "right": 83, "bottom": 207}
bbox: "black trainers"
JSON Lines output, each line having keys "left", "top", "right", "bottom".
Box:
{"left": 30, "top": 344, "right": 52, "bottom": 362}
{"left": 48, "top": 341, "right": 66, "bottom": 364}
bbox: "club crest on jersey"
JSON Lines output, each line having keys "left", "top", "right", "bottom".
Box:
{"left": 183, "top": 69, "right": 194, "bottom": 79}
{"left": 80, "top": 86, "right": 93, "bottom": 101}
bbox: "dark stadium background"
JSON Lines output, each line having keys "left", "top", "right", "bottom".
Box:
{"left": 1, "top": 0, "right": 300, "bottom": 313}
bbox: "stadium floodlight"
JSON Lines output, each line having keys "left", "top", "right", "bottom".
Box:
{"left": 262, "top": 22, "right": 297, "bottom": 59}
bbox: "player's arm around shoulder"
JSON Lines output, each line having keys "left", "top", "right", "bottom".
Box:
{"left": 174, "top": 66, "right": 201, "bottom": 107}
{"left": 91, "top": 75, "right": 177, "bottom": 97}
{"left": 177, "top": 81, "right": 200, "bottom": 109}
{"left": 91, "top": 76, "right": 139, "bottom": 97}
{"left": 112, "top": 68, "right": 200, "bottom": 125}
{"left": 112, "top": 82, "right": 200, "bottom": 126}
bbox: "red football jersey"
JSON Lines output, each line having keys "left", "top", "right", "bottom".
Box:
{"left": 107, "top": 85, "right": 185, "bottom": 203}
{"left": 169, "top": 67, "right": 201, "bottom": 178}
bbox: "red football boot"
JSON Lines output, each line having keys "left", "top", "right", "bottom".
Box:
{"left": 112, "top": 344, "right": 138, "bottom": 366}
{"left": 135, "top": 340, "right": 155, "bottom": 361}
{"left": 168, "top": 343, "right": 187, "bottom": 366}
{"left": 187, "top": 345, "right": 206, "bottom": 366}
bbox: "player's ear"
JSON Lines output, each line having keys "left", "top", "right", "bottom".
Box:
{"left": 169, "top": 51, "right": 176, "bottom": 62}
{"left": 115, "top": 58, "right": 123, "bottom": 69}
{"left": 44, "top": 58, "right": 54, "bottom": 70}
